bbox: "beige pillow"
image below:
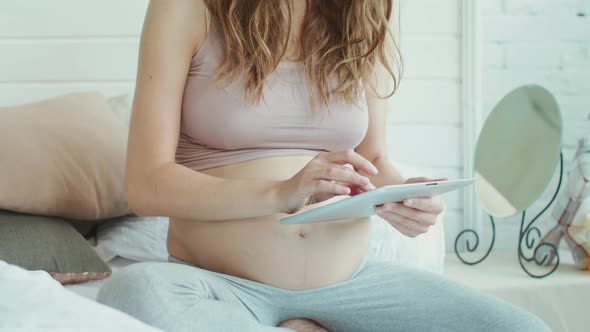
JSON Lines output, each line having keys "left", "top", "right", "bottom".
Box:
{"left": 0, "top": 92, "right": 130, "bottom": 220}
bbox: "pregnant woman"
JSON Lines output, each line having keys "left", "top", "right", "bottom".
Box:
{"left": 98, "top": 1, "right": 549, "bottom": 331}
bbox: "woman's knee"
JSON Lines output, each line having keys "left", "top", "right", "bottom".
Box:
{"left": 97, "top": 262, "right": 220, "bottom": 312}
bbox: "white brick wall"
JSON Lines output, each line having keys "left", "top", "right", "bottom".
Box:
{"left": 481, "top": 0, "right": 590, "bottom": 249}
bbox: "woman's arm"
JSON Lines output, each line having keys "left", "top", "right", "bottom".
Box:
{"left": 125, "top": 0, "right": 285, "bottom": 221}
{"left": 367, "top": 157, "right": 405, "bottom": 187}
{"left": 354, "top": 52, "right": 405, "bottom": 188}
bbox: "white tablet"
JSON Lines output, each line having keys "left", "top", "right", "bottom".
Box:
{"left": 280, "top": 178, "right": 475, "bottom": 224}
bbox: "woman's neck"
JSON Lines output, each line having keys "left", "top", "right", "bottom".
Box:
{"left": 285, "top": 0, "right": 307, "bottom": 61}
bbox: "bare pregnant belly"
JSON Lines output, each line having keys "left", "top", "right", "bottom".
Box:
{"left": 167, "top": 155, "right": 371, "bottom": 290}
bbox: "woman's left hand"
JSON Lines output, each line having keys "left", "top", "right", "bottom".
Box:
{"left": 375, "top": 177, "right": 446, "bottom": 238}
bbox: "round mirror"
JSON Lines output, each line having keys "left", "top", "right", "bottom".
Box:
{"left": 474, "top": 85, "right": 563, "bottom": 217}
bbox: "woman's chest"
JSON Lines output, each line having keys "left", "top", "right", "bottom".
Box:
{"left": 181, "top": 69, "right": 369, "bottom": 151}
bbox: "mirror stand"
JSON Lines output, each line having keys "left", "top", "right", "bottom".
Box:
{"left": 454, "top": 152, "right": 564, "bottom": 278}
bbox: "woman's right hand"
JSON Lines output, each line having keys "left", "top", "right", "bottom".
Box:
{"left": 277, "top": 150, "right": 379, "bottom": 214}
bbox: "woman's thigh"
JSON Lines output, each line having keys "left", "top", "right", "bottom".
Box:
{"left": 286, "top": 262, "right": 550, "bottom": 332}
{"left": 96, "top": 262, "right": 287, "bottom": 331}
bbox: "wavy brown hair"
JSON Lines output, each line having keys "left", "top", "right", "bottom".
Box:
{"left": 203, "top": 0, "right": 402, "bottom": 108}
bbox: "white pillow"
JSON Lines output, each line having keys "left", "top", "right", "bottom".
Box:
{"left": 107, "top": 94, "right": 133, "bottom": 125}
{"left": 94, "top": 216, "right": 169, "bottom": 263}
{"left": 0, "top": 260, "right": 160, "bottom": 331}
{"left": 368, "top": 161, "right": 445, "bottom": 274}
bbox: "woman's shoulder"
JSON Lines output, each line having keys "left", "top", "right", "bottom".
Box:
{"left": 144, "top": 0, "right": 209, "bottom": 57}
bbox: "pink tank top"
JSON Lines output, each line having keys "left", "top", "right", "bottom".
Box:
{"left": 176, "top": 24, "right": 369, "bottom": 171}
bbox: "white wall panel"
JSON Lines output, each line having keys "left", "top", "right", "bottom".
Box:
{"left": 389, "top": 79, "right": 462, "bottom": 125}
{"left": 0, "top": 40, "right": 140, "bottom": 82}
{"left": 0, "top": 0, "right": 148, "bottom": 37}
{"left": 401, "top": 0, "right": 461, "bottom": 35}
{"left": 401, "top": 37, "right": 461, "bottom": 79}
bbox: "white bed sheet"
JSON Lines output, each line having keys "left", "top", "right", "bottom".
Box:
{"left": 65, "top": 256, "right": 137, "bottom": 300}
{"left": 0, "top": 259, "right": 160, "bottom": 330}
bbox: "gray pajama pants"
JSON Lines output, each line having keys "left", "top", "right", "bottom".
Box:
{"left": 97, "top": 249, "right": 550, "bottom": 332}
